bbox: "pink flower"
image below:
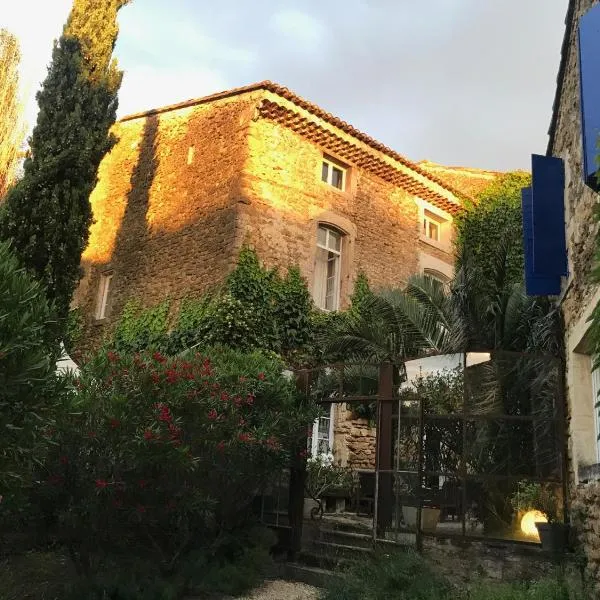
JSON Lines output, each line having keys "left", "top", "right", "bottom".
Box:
{"left": 109, "top": 418, "right": 120, "bottom": 429}
{"left": 144, "top": 430, "right": 154, "bottom": 441}
{"left": 216, "top": 440, "right": 226, "bottom": 452}
{"left": 257, "top": 372, "right": 266, "bottom": 381}
{"left": 246, "top": 394, "right": 255, "bottom": 406}
{"left": 107, "top": 351, "right": 119, "bottom": 363}
{"left": 95, "top": 479, "right": 108, "bottom": 489}
{"left": 238, "top": 432, "right": 252, "bottom": 443}
{"left": 208, "top": 408, "right": 218, "bottom": 421}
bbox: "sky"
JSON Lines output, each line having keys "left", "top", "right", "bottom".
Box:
{"left": 3, "top": 0, "right": 569, "bottom": 171}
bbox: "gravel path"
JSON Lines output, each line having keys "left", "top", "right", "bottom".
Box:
{"left": 236, "top": 580, "right": 321, "bottom": 600}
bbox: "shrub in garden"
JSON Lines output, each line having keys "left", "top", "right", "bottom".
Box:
{"left": 36, "top": 346, "right": 318, "bottom": 577}
{"left": 0, "top": 240, "right": 61, "bottom": 503}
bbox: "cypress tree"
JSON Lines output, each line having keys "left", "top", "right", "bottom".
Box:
{"left": 0, "top": 0, "right": 131, "bottom": 328}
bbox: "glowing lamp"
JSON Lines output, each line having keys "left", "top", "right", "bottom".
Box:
{"left": 520, "top": 510, "right": 547, "bottom": 539}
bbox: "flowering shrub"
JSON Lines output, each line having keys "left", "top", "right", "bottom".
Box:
{"left": 305, "top": 453, "right": 355, "bottom": 501}
{"left": 36, "top": 346, "right": 317, "bottom": 574}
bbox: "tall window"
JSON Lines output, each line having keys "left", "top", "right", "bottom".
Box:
{"left": 310, "top": 405, "right": 334, "bottom": 456}
{"left": 321, "top": 158, "right": 346, "bottom": 190}
{"left": 314, "top": 225, "right": 342, "bottom": 311}
{"left": 95, "top": 272, "right": 113, "bottom": 320}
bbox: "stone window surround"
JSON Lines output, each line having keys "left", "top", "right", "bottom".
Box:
{"left": 308, "top": 211, "right": 356, "bottom": 311}
{"left": 318, "top": 153, "right": 351, "bottom": 194}
{"left": 415, "top": 198, "right": 452, "bottom": 253}
{"left": 95, "top": 270, "right": 114, "bottom": 321}
{"left": 419, "top": 251, "right": 454, "bottom": 282}
{"left": 566, "top": 286, "right": 600, "bottom": 484}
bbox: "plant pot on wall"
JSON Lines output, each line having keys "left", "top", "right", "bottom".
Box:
{"left": 402, "top": 506, "right": 441, "bottom": 532}
{"left": 535, "top": 522, "right": 569, "bottom": 553}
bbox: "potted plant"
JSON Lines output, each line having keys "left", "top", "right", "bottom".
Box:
{"left": 510, "top": 481, "right": 568, "bottom": 552}
{"left": 304, "top": 453, "right": 354, "bottom": 519}
{"left": 399, "top": 480, "right": 441, "bottom": 532}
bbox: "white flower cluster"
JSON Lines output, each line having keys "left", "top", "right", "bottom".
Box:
{"left": 307, "top": 452, "right": 334, "bottom": 467}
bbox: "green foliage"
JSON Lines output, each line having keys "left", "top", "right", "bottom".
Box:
{"left": 35, "top": 346, "right": 317, "bottom": 575}
{"left": 112, "top": 299, "right": 170, "bottom": 352}
{"left": 468, "top": 576, "right": 586, "bottom": 600}
{"left": 112, "top": 248, "right": 315, "bottom": 363}
{"left": 322, "top": 550, "right": 451, "bottom": 600}
{"left": 0, "top": 529, "right": 275, "bottom": 600}
{"left": 65, "top": 308, "right": 83, "bottom": 355}
{"left": 322, "top": 550, "right": 587, "bottom": 600}
{"left": 510, "top": 480, "right": 561, "bottom": 523}
{"left": 305, "top": 453, "right": 355, "bottom": 500}
{"left": 0, "top": 240, "right": 59, "bottom": 491}
{"left": 0, "top": 1, "right": 129, "bottom": 328}
{"left": 455, "top": 171, "right": 531, "bottom": 299}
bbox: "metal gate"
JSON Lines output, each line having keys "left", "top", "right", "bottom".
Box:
{"left": 260, "top": 351, "right": 567, "bottom": 553}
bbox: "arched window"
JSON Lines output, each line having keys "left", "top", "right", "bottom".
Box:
{"left": 424, "top": 268, "right": 449, "bottom": 284}
{"left": 314, "top": 225, "right": 343, "bottom": 311}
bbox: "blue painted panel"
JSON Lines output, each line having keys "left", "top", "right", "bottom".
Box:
{"left": 521, "top": 187, "right": 561, "bottom": 296}
{"left": 578, "top": 5, "right": 600, "bottom": 189}
{"left": 531, "top": 154, "right": 568, "bottom": 277}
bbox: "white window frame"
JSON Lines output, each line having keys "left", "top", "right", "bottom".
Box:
{"left": 95, "top": 272, "right": 113, "bottom": 320}
{"left": 321, "top": 158, "right": 346, "bottom": 191}
{"left": 592, "top": 360, "right": 600, "bottom": 463}
{"left": 422, "top": 210, "right": 442, "bottom": 242}
{"left": 314, "top": 225, "right": 342, "bottom": 312}
{"left": 310, "top": 404, "right": 335, "bottom": 457}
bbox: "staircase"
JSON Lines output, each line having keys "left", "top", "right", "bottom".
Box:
{"left": 283, "top": 513, "right": 416, "bottom": 587}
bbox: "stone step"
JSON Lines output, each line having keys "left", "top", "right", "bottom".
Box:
{"left": 312, "top": 540, "right": 374, "bottom": 561}
{"left": 319, "top": 527, "right": 374, "bottom": 549}
{"left": 283, "top": 562, "right": 342, "bottom": 589}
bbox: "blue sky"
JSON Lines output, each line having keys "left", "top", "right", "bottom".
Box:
{"left": 4, "top": 0, "right": 568, "bottom": 171}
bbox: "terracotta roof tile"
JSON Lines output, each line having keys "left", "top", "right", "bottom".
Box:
{"left": 120, "top": 81, "right": 470, "bottom": 212}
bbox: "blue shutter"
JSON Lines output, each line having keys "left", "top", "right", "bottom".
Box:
{"left": 521, "top": 187, "right": 561, "bottom": 296}
{"left": 578, "top": 4, "right": 600, "bottom": 189}
{"left": 531, "top": 154, "right": 567, "bottom": 277}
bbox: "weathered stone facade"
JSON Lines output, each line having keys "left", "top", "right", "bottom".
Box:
{"left": 548, "top": 0, "right": 600, "bottom": 588}
{"left": 74, "top": 81, "right": 491, "bottom": 470}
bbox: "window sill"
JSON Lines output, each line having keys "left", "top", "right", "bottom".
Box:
{"left": 319, "top": 180, "right": 347, "bottom": 194}
{"left": 578, "top": 463, "right": 600, "bottom": 483}
{"left": 419, "top": 235, "right": 452, "bottom": 254}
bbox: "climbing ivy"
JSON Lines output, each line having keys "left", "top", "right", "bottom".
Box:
{"left": 112, "top": 299, "right": 170, "bottom": 353}
{"left": 109, "top": 248, "right": 315, "bottom": 362}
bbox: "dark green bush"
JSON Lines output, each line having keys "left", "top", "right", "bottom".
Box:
{"left": 322, "top": 550, "right": 451, "bottom": 600}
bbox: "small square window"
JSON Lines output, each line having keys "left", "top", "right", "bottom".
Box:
{"left": 321, "top": 157, "right": 347, "bottom": 191}
{"left": 422, "top": 210, "right": 443, "bottom": 243}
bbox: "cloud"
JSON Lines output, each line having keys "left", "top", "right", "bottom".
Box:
{"left": 117, "top": 65, "right": 228, "bottom": 116}
{"left": 269, "top": 9, "right": 327, "bottom": 47}
{"left": 7, "top": 0, "right": 570, "bottom": 170}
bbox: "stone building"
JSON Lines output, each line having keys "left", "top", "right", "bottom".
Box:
{"left": 74, "top": 81, "right": 493, "bottom": 468}
{"left": 542, "top": 0, "right": 600, "bottom": 584}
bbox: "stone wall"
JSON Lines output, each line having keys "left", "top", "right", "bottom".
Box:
{"left": 551, "top": 0, "right": 600, "bottom": 483}
{"left": 75, "top": 86, "right": 456, "bottom": 348}
{"left": 551, "top": 1, "right": 600, "bottom": 592}
{"left": 422, "top": 537, "right": 579, "bottom": 588}
{"left": 571, "top": 481, "right": 600, "bottom": 595}
{"left": 332, "top": 406, "right": 377, "bottom": 469}
{"left": 239, "top": 114, "right": 436, "bottom": 307}
{"left": 74, "top": 92, "right": 260, "bottom": 350}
